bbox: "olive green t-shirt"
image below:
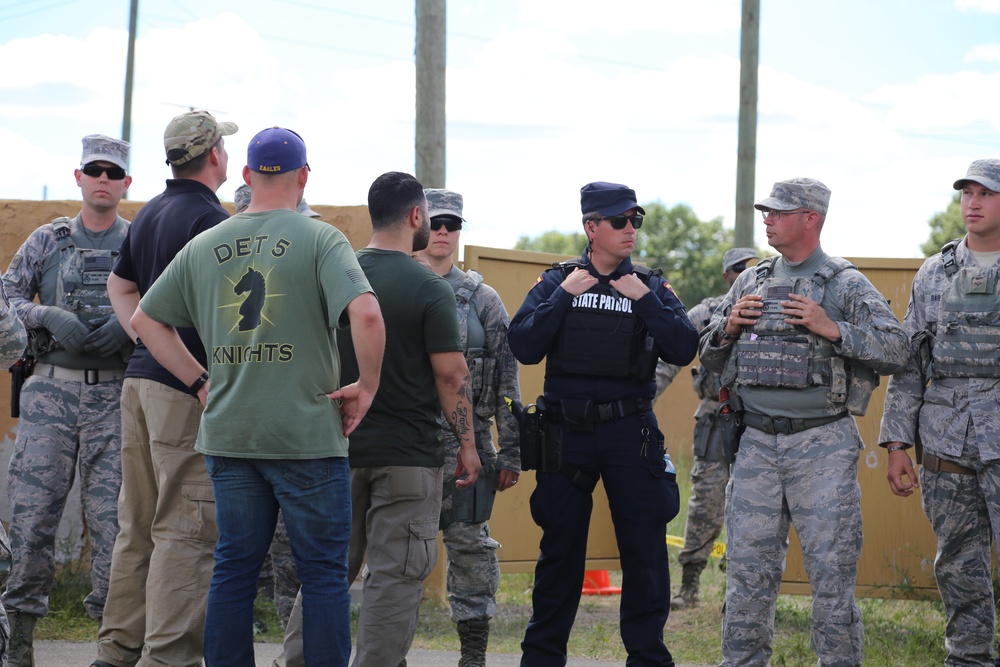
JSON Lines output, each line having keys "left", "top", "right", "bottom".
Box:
{"left": 141, "top": 210, "right": 373, "bottom": 459}
{"left": 341, "top": 248, "right": 462, "bottom": 467}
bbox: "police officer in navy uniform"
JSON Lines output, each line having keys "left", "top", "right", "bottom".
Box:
{"left": 508, "top": 181, "right": 698, "bottom": 667}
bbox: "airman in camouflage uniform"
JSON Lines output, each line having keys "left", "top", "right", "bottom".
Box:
{"left": 660, "top": 247, "right": 758, "bottom": 611}
{"left": 880, "top": 159, "right": 1000, "bottom": 667}
{"left": 699, "top": 178, "right": 908, "bottom": 667}
{"left": 419, "top": 188, "right": 521, "bottom": 667}
{"left": 2, "top": 134, "right": 132, "bottom": 666}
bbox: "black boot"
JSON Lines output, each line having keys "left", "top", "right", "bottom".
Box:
{"left": 456, "top": 619, "right": 490, "bottom": 667}
{"left": 670, "top": 562, "right": 706, "bottom": 611}
{"left": 7, "top": 611, "right": 37, "bottom": 667}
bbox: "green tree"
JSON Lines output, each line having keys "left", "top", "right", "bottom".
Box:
{"left": 512, "top": 201, "right": 763, "bottom": 308}
{"left": 921, "top": 193, "right": 964, "bottom": 257}
{"left": 514, "top": 230, "right": 587, "bottom": 255}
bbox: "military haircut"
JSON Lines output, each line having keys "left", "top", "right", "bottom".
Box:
{"left": 171, "top": 138, "right": 221, "bottom": 178}
{"left": 368, "top": 171, "right": 426, "bottom": 231}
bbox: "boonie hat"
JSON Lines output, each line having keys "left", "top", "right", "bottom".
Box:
{"left": 754, "top": 177, "right": 831, "bottom": 216}
{"left": 580, "top": 182, "right": 645, "bottom": 217}
{"left": 723, "top": 247, "right": 758, "bottom": 271}
{"left": 425, "top": 188, "right": 464, "bottom": 220}
{"left": 953, "top": 159, "right": 1000, "bottom": 192}
{"left": 248, "top": 127, "right": 309, "bottom": 174}
{"left": 164, "top": 110, "right": 237, "bottom": 166}
{"left": 81, "top": 134, "right": 130, "bottom": 171}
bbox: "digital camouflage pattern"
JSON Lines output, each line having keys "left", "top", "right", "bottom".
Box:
{"left": 1, "top": 216, "right": 129, "bottom": 620}
{"left": 425, "top": 188, "right": 465, "bottom": 219}
{"left": 699, "top": 248, "right": 907, "bottom": 667}
{"left": 0, "top": 296, "right": 25, "bottom": 663}
{"left": 80, "top": 134, "right": 129, "bottom": 171}
{"left": 439, "top": 267, "right": 519, "bottom": 623}
{"left": 753, "top": 177, "right": 831, "bottom": 216}
{"left": 163, "top": 110, "right": 237, "bottom": 166}
{"left": 953, "top": 157, "right": 1000, "bottom": 192}
{"left": 879, "top": 237, "right": 1000, "bottom": 665}
{"left": 268, "top": 512, "right": 299, "bottom": 626}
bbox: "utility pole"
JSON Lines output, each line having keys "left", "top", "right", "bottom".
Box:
{"left": 415, "top": 0, "right": 446, "bottom": 188}
{"left": 122, "top": 0, "right": 139, "bottom": 196}
{"left": 734, "top": 0, "right": 759, "bottom": 248}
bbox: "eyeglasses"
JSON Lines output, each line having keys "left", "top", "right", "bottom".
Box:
{"left": 81, "top": 163, "right": 127, "bottom": 180}
{"left": 760, "top": 209, "right": 808, "bottom": 221}
{"left": 599, "top": 213, "right": 643, "bottom": 230}
{"left": 430, "top": 216, "right": 462, "bottom": 232}
{"left": 728, "top": 263, "right": 747, "bottom": 274}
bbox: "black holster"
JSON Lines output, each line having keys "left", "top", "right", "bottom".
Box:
{"left": 508, "top": 395, "right": 563, "bottom": 472}
{"left": 9, "top": 353, "right": 34, "bottom": 418}
{"left": 717, "top": 390, "right": 744, "bottom": 464}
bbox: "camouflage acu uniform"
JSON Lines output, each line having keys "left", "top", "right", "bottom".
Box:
{"left": 700, "top": 244, "right": 907, "bottom": 666}
{"left": 2, "top": 214, "right": 129, "bottom": 621}
{"left": 439, "top": 265, "right": 520, "bottom": 623}
{"left": 879, "top": 234, "right": 1000, "bottom": 666}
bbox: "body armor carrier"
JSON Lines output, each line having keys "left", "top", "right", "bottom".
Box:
{"left": 931, "top": 239, "right": 1000, "bottom": 379}
{"left": 725, "top": 256, "right": 877, "bottom": 415}
{"left": 692, "top": 295, "right": 725, "bottom": 400}
{"left": 29, "top": 217, "right": 121, "bottom": 356}
{"left": 454, "top": 269, "right": 497, "bottom": 428}
{"left": 545, "top": 260, "right": 660, "bottom": 382}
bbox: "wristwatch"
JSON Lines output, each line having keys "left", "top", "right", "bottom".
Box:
{"left": 189, "top": 371, "right": 209, "bottom": 392}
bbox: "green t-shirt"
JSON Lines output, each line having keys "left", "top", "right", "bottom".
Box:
{"left": 341, "top": 248, "right": 462, "bottom": 467}
{"left": 140, "top": 210, "right": 373, "bottom": 459}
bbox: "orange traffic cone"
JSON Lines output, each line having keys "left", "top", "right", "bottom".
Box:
{"left": 581, "top": 570, "right": 622, "bottom": 596}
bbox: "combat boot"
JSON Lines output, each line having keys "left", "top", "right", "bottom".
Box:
{"left": 7, "top": 611, "right": 38, "bottom": 667}
{"left": 456, "top": 618, "right": 490, "bottom": 667}
{"left": 670, "top": 562, "right": 706, "bottom": 611}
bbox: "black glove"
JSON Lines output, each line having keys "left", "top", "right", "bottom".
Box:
{"left": 83, "top": 318, "right": 131, "bottom": 357}
{"left": 40, "top": 307, "right": 90, "bottom": 355}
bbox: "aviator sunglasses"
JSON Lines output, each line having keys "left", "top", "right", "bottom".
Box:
{"left": 81, "top": 163, "right": 128, "bottom": 180}
{"left": 430, "top": 216, "right": 463, "bottom": 232}
{"left": 598, "top": 213, "right": 643, "bottom": 230}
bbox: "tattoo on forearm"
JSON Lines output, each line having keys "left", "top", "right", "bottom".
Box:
{"left": 449, "top": 374, "right": 474, "bottom": 441}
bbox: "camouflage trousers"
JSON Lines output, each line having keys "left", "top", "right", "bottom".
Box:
{"left": 440, "top": 430, "right": 501, "bottom": 623}
{"left": 3, "top": 374, "right": 123, "bottom": 619}
{"left": 920, "top": 437, "right": 1000, "bottom": 667}
{"left": 678, "top": 456, "right": 729, "bottom": 566}
{"left": 722, "top": 417, "right": 864, "bottom": 667}
{"left": 268, "top": 511, "right": 300, "bottom": 627}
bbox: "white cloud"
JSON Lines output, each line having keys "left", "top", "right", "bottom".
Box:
{"left": 517, "top": 0, "right": 740, "bottom": 34}
{"left": 966, "top": 44, "right": 1000, "bottom": 62}
{"left": 955, "top": 0, "right": 1000, "bottom": 12}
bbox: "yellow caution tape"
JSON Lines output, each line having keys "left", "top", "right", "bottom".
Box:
{"left": 666, "top": 534, "right": 726, "bottom": 558}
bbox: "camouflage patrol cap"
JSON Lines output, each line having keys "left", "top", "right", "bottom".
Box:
{"left": 953, "top": 158, "right": 1000, "bottom": 192}
{"left": 722, "top": 247, "right": 758, "bottom": 271}
{"left": 164, "top": 110, "right": 238, "bottom": 166}
{"left": 424, "top": 188, "right": 465, "bottom": 220}
{"left": 754, "top": 177, "right": 831, "bottom": 215}
{"left": 234, "top": 183, "right": 250, "bottom": 213}
{"left": 81, "top": 134, "right": 130, "bottom": 171}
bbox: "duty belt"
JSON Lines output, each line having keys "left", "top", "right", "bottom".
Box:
{"left": 922, "top": 453, "right": 976, "bottom": 476}
{"left": 742, "top": 411, "right": 847, "bottom": 435}
{"left": 34, "top": 363, "right": 125, "bottom": 385}
{"left": 548, "top": 398, "right": 653, "bottom": 424}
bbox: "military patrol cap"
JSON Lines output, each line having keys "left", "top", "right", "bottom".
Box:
{"left": 234, "top": 183, "right": 251, "bottom": 213}
{"left": 723, "top": 247, "right": 758, "bottom": 271}
{"left": 580, "top": 181, "right": 646, "bottom": 216}
{"left": 754, "top": 177, "right": 831, "bottom": 215}
{"left": 297, "top": 199, "right": 321, "bottom": 218}
{"left": 164, "top": 110, "right": 238, "bottom": 166}
{"left": 424, "top": 188, "right": 465, "bottom": 220}
{"left": 248, "top": 127, "right": 309, "bottom": 173}
{"left": 81, "top": 134, "right": 130, "bottom": 171}
{"left": 953, "top": 158, "right": 1000, "bottom": 192}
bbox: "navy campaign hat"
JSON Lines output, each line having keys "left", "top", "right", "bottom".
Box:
{"left": 580, "top": 181, "right": 646, "bottom": 217}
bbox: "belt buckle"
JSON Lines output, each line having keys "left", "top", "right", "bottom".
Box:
{"left": 772, "top": 416, "right": 792, "bottom": 435}
{"left": 596, "top": 403, "right": 614, "bottom": 422}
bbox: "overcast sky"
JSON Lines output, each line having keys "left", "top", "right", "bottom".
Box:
{"left": 2, "top": 0, "right": 1000, "bottom": 261}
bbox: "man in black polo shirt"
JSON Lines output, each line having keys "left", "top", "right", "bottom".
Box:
{"left": 90, "top": 109, "right": 237, "bottom": 667}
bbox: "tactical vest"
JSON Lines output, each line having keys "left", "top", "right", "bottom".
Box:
{"left": 52, "top": 217, "right": 121, "bottom": 327}
{"left": 545, "top": 261, "right": 660, "bottom": 382}
{"left": 725, "top": 256, "right": 877, "bottom": 415}
{"left": 454, "top": 269, "right": 496, "bottom": 428}
{"left": 691, "top": 295, "right": 725, "bottom": 400}
{"left": 930, "top": 239, "right": 1000, "bottom": 379}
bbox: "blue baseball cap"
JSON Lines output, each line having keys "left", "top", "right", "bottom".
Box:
{"left": 580, "top": 182, "right": 645, "bottom": 216}
{"left": 248, "top": 127, "right": 309, "bottom": 173}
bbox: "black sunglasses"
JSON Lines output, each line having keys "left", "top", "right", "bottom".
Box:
{"left": 599, "top": 213, "right": 643, "bottom": 230}
{"left": 728, "top": 263, "right": 747, "bottom": 274}
{"left": 430, "top": 216, "right": 463, "bottom": 232}
{"left": 81, "top": 163, "right": 127, "bottom": 180}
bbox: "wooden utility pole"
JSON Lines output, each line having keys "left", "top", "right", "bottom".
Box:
{"left": 415, "top": 0, "right": 446, "bottom": 188}
{"left": 734, "top": 0, "right": 759, "bottom": 248}
{"left": 122, "top": 0, "right": 138, "bottom": 162}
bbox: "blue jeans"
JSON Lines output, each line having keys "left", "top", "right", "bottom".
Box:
{"left": 203, "top": 455, "right": 352, "bottom": 667}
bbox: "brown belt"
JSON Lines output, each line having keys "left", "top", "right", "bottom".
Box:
{"left": 922, "top": 453, "right": 975, "bottom": 475}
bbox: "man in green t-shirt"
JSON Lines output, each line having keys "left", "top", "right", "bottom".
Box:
{"left": 132, "top": 127, "right": 385, "bottom": 667}
{"left": 278, "top": 171, "right": 481, "bottom": 667}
